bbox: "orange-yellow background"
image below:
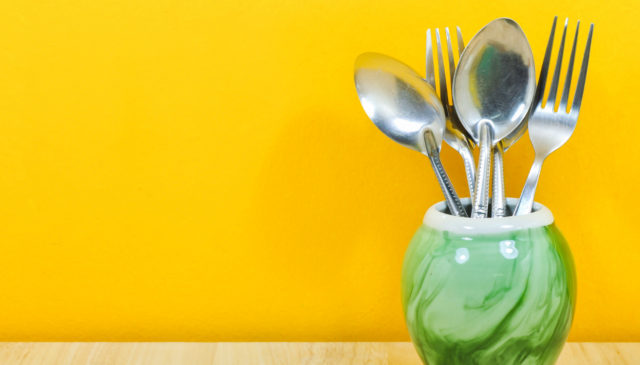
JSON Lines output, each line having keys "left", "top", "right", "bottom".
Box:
{"left": 0, "top": 0, "right": 637, "bottom": 342}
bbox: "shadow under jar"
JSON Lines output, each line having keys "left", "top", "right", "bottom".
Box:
{"left": 401, "top": 198, "right": 576, "bottom": 365}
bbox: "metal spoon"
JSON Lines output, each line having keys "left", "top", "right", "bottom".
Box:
{"left": 452, "top": 18, "right": 536, "bottom": 218}
{"left": 354, "top": 52, "right": 468, "bottom": 217}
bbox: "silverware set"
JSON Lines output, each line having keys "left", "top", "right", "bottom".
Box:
{"left": 354, "top": 16, "right": 593, "bottom": 218}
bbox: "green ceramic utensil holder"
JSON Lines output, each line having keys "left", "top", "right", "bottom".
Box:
{"left": 402, "top": 198, "right": 576, "bottom": 365}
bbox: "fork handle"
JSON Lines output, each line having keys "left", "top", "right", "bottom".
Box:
{"left": 471, "top": 124, "right": 493, "bottom": 219}
{"left": 424, "top": 131, "right": 468, "bottom": 217}
{"left": 491, "top": 142, "right": 508, "bottom": 217}
{"left": 457, "top": 135, "right": 476, "bottom": 202}
{"left": 513, "top": 157, "right": 545, "bottom": 216}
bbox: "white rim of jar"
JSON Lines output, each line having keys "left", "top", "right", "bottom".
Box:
{"left": 424, "top": 198, "right": 554, "bottom": 234}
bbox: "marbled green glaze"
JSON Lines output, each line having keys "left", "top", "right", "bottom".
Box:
{"left": 402, "top": 222, "right": 576, "bottom": 365}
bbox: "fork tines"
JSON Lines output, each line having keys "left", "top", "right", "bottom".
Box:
{"left": 536, "top": 16, "right": 594, "bottom": 115}
{"left": 426, "top": 27, "right": 464, "bottom": 116}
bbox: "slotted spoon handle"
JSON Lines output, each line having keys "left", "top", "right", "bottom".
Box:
{"left": 424, "top": 130, "right": 467, "bottom": 217}
{"left": 457, "top": 135, "right": 476, "bottom": 202}
{"left": 471, "top": 123, "right": 493, "bottom": 218}
{"left": 491, "top": 142, "right": 507, "bottom": 217}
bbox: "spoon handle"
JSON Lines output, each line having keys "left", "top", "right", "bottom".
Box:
{"left": 424, "top": 131, "right": 468, "bottom": 217}
{"left": 457, "top": 135, "right": 476, "bottom": 202}
{"left": 471, "top": 124, "right": 493, "bottom": 218}
{"left": 513, "top": 156, "right": 545, "bottom": 215}
{"left": 491, "top": 142, "right": 508, "bottom": 217}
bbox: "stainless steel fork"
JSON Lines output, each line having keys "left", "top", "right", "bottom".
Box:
{"left": 426, "top": 27, "right": 476, "bottom": 201}
{"left": 513, "top": 17, "right": 594, "bottom": 215}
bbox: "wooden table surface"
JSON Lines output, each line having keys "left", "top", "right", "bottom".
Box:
{"left": 0, "top": 342, "right": 637, "bottom": 364}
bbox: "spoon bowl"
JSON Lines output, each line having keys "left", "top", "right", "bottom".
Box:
{"left": 354, "top": 52, "right": 444, "bottom": 154}
{"left": 453, "top": 18, "right": 536, "bottom": 144}
{"left": 354, "top": 52, "right": 467, "bottom": 217}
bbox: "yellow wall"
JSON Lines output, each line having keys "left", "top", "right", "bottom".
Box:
{"left": 0, "top": 0, "right": 637, "bottom": 342}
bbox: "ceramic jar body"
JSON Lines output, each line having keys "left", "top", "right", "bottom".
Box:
{"left": 401, "top": 199, "right": 576, "bottom": 365}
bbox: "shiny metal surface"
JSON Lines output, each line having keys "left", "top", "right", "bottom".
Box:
{"left": 452, "top": 18, "right": 536, "bottom": 218}
{"left": 354, "top": 52, "right": 443, "bottom": 153}
{"left": 354, "top": 52, "right": 468, "bottom": 217}
{"left": 427, "top": 27, "right": 476, "bottom": 200}
{"left": 474, "top": 123, "right": 493, "bottom": 218}
{"left": 491, "top": 143, "right": 508, "bottom": 217}
{"left": 514, "top": 18, "right": 593, "bottom": 215}
{"left": 502, "top": 114, "right": 529, "bottom": 153}
{"left": 490, "top": 107, "right": 530, "bottom": 217}
{"left": 453, "top": 18, "right": 536, "bottom": 143}
{"left": 424, "top": 130, "right": 467, "bottom": 217}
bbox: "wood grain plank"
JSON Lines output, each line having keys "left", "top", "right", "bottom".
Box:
{"left": 213, "top": 342, "right": 423, "bottom": 364}
{"left": 0, "top": 342, "right": 637, "bottom": 364}
{"left": 557, "top": 343, "right": 640, "bottom": 365}
{"left": 0, "top": 343, "right": 218, "bottom": 365}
